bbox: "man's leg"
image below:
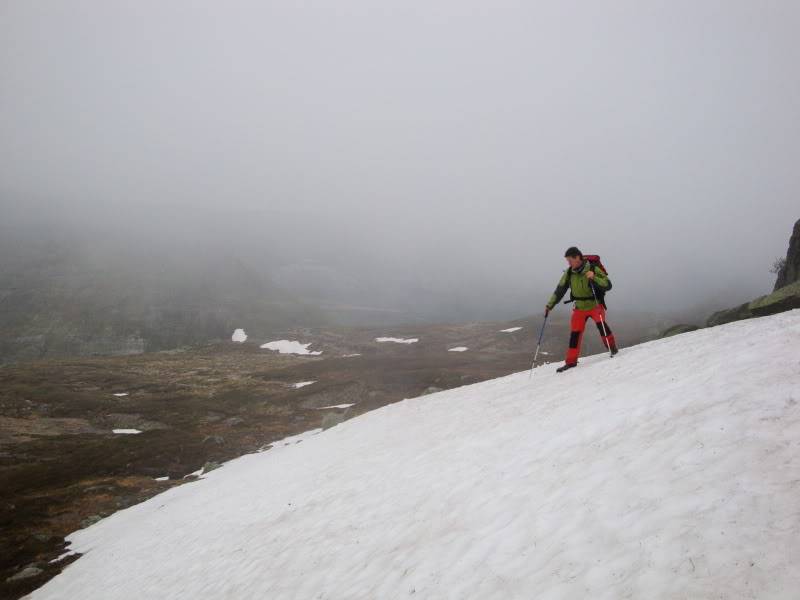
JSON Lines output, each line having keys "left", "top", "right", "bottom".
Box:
{"left": 564, "top": 308, "right": 590, "bottom": 365}
{"left": 591, "top": 305, "right": 618, "bottom": 354}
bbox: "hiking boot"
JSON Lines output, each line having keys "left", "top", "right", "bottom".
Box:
{"left": 610, "top": 343, "right": 619, "bottom": 356}
{"left": 556, "top": 363, "right": 577, "bottom": 373}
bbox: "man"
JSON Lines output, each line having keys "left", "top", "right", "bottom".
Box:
{"left": 545, "top": 246, "right": 619, "bottom": 372}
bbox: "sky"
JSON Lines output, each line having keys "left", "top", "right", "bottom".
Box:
{"left": 1, "top": 1, "right": 798, "bottom": 321}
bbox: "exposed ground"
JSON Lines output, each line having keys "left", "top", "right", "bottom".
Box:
{"left": 0, "top": 313, "right": 653, "bottom": 599}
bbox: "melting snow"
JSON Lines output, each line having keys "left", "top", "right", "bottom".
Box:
{"left": 375, "top": 337, "right": 418, "bottom": 344}
{"left": 500, "top": 326, "right": 522, "bottom": 333}
{"left": 112, "top": 393, "right": 129, "bottom": 397}
{"left": 231, "top": 329, "right": 248, "bottom": 343}
{"left": 448, "top": 346, "right": 468, "bottom": 352}
{"left": 291, "top": 381, "right": 316, "bottom": 389}
{"left": 314, "top": 404, "right": 356, "bottom": 410}
{"left": 112, "top": 429, "right": 141, "bottom": 435}
{"left": 49, "top": 550, "right": 77, "bottom": 564}
{"left": 183, "top": 467, "right": 205, "bottom": 479}
{"left": 260, "top": 340, "right": 322, "bottom": 355}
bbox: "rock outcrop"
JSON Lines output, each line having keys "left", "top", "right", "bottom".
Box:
{"left": 707, "top": 218, "right": 800, "bottom": 328}
{"left": 707, "top": 280, "right": 800, "bottom": 327}
{"left": 774, "top": 218, "right": 800, "bottom": 290}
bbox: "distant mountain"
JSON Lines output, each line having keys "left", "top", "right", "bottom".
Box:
{"left": 0, "top": 227, "right": 326, "bottom": 363}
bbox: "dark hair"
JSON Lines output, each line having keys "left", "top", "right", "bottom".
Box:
{"left": 564, "top": 246, "right": 582, "bottom": 258}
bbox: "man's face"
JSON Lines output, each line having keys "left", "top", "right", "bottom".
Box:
{"left": 566, "top": 254, "right": 583, "bottom": 270}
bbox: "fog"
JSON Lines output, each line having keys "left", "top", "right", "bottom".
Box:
{"left": 2, "top": 1, "right": 798, "bottom": 324}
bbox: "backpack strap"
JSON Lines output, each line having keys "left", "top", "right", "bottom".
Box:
{"left": 587, "top": 263, "right": 609, "bottom": 309}
{"left": 562, "top": 260, "right": 608, "bottom": 307}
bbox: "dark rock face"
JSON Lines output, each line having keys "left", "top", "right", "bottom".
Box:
{"left": 774, "top": 218, "right": 800, "bottom": 291}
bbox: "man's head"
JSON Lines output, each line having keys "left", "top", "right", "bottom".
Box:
{"left": 564, "top": 246, "right": 583, "bottom": 270}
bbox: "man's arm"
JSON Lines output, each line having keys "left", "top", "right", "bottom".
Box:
{"left": 546, "top": 270, "right": 570, "bottom": 310}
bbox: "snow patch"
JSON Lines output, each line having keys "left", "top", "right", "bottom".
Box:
{"left": 375, "top": 337, "right": 418, "bottom": 344}
{"left": 342, "top": 353, "right": 362, "bottom": 357}
{"left": 112, "top": 429, "right": 141, "bottom": 435}
{"left": 112, "top": 393, "right": 129, "bottom": 397}
{"left": 183, "top": 467, "right": 204, "bottom": 479}
{"left": 448, "top": 346, "right": 468, "bottom": 352}
{"left": 260, "top": 340, "right": 322, "bottom": 355}
{"left": 49, "top": 550, "right": 77, "bottom": 564}
{"left": 154, "top": 476, "right": 170, "bottom": 482}
{"left": 314, "top": 404, "right": 355, "bottom": 410}
{"left": 291, "top": 381, "right": 316, "bottom": 389}
{"left": 231, "top": 329, "right": 247, "bottom": 343}
{"left": 500, "top": 326, "right": 522, "bottom": 333}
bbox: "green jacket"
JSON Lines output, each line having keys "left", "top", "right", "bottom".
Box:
{"left": 546, "top": 260, "right": 611, "bottom": 311}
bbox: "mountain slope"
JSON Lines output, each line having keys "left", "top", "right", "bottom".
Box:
{"left": 27, "top": 310, "right": 800, "bottom": 599}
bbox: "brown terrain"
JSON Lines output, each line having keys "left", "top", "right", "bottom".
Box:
{"left": 0, "top": 312, "right": 656, "bottom": 600}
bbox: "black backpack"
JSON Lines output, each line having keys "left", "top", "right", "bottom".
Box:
{"left": 563, "top": 254, "right": 612, "bottom": 308}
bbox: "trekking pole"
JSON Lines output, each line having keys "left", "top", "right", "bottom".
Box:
{"left": 590, "top": 282, "right": 614, "bottom": 358}
{"left": 528, "top": 312, "right": 550, "bottom": 378}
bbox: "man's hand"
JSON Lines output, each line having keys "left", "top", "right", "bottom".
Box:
{"left": 585, "top": 271, "right": 595, "bottom": 280}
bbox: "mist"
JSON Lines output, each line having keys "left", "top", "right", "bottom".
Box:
{"left": 2, "top": 0, "right": 798, "bottom": 324}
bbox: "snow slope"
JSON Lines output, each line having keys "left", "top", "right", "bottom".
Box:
{"left": 28, "top": 310, "right": 800, "bottom": 599}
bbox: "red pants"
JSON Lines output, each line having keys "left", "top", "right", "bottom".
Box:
{"left": 565, "top": 305, "right": 616, "bottom": 365}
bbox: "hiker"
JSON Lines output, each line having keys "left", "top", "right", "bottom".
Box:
{"left": 545, "top": 247, "right": 618, "bottom": 372}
